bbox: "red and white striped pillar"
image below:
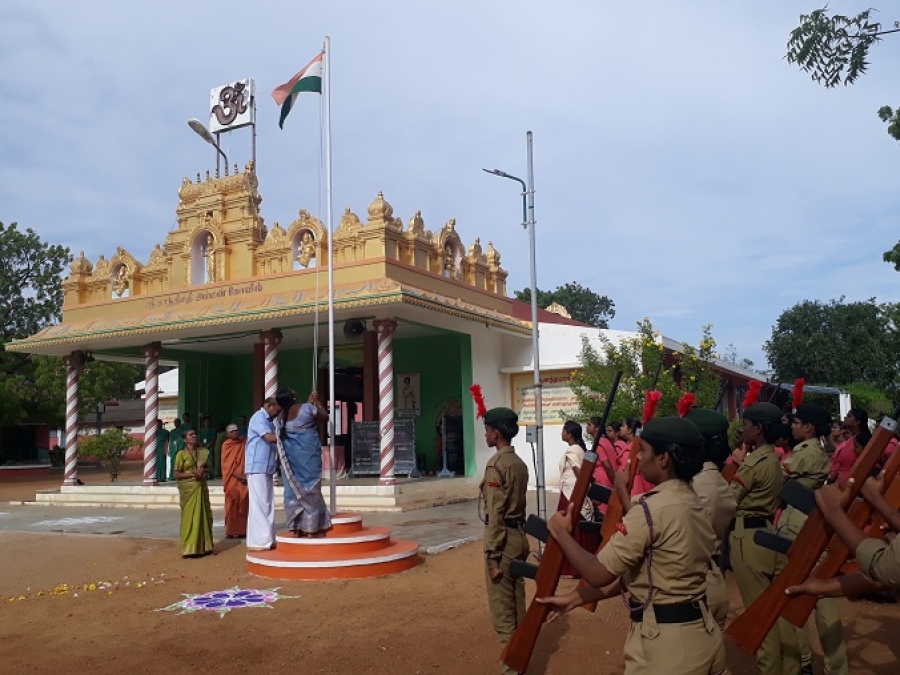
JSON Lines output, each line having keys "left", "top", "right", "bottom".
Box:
{"left": 142, "top": 342, "right": 162, "bottom": 486}
{"left": 260, "top": 330, "right": 283, "bottom": 399}
{"left": 62, "top": 352, "right": 83, "bottom": 486}
{"left": 374, "top": 319, "right": 398, "bottom": 485}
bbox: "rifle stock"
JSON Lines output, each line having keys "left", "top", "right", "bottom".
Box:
{"left": 500, "top": 371, "right": 622, "bottom": 674}
{"left": 782, "top": 446, "right": 900, "bottom": 626}
{"left": 724, "top": 412, "right": 899, "bottom": 655}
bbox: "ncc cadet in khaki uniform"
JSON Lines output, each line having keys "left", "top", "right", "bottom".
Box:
{"left": 685, "top": 408, "right": 737, "bottom": 629}
{"left": 777, "top": 403, "right": 848, "bottom": 675}
{"left": 539, "top": 417, "right": 725, "bottom": 675}
{"left": 729, "top": 402, "right": 801, "bottom": 675}
{"left": 479, "top": 407, "right": 529, "bottom": 675}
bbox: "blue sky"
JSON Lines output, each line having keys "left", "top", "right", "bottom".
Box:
{"left": 2, "top": 1, "right": 899, "bottom": 370}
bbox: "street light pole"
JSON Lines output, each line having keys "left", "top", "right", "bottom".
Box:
{"left": 187, "top": 118, "right": 228, "bottom": 174}
{"left": 482, "top": 130, "right": 546, "bottom": 522}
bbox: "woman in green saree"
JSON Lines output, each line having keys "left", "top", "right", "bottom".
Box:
{"left": 173, "top": 429, "right": 214, "bottom": 557}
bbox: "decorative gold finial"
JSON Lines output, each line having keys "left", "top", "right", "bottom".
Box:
{"left": 367, "top": 191, "right": 393, "bottom": 223}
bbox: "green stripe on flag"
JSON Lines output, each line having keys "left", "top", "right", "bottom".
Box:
{"left": 289, "top": 76, "right": 322, "bottom": 95}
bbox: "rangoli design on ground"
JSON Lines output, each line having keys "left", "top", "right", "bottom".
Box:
{"left": 156, "top": 586, "right": 298, "bottom": 618}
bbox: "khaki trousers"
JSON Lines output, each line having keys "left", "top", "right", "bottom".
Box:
{"left": 485, "top": 528, "right": 529, "bottom": 675}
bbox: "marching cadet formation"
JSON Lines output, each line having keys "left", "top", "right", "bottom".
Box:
{"left": 478, "top": 393, "right": 900, "bottom": 675}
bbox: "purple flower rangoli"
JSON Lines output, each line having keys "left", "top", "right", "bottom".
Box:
{"left": 156, "top": 586, "right": 299, "bottom": 618}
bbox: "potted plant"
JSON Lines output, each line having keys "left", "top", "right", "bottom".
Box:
{"left": 78, "top": 428, "right": 134, "bottom": 481}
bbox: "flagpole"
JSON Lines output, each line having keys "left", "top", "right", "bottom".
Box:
{"left": 324, "top": 36, "right": 337, "bottom": 515}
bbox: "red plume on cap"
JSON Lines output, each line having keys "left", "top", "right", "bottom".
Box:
{"left": 469, "top": 384, "right": 487, "bottom": 419}
{"left": 642, "top": 390, "right": 662, "bottom": 425}
{"left": 742, "top": 380, "right": 762, "bottom": 408}
{"left": 792, "top": 378, "right": 805, "bottom": 408}
{"left": 676, "top": 391, "right": 696, "bottom": 417}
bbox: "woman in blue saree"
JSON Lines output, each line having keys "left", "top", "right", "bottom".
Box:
{"left": 275, "top": 388, "right": 332, "bottom": 537}
{"left": 173, "top": 429, "right": 214, "bottom": 557}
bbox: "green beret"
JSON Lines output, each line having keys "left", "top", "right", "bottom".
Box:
{"left": 483, "top": 407, "right": 518, "bottom": 426}
{"left": 742, "top": 402, "right": 782, "bottom": 424}
{"left": 794, "top": 403, "right": 831, "bottom": 430}
{"left": 641, "top": 416, "right": 703, "bottom": 446}
{"left": 685, "top": 408, "right": 729, "bottom": 437}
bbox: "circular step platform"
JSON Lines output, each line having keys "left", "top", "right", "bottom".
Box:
{"left": 247, "top": 512, "right": 419, "bottom": 580}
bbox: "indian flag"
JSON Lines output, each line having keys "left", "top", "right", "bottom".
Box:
{"left": 272, "top": 52, "right": 324, "bottom": 129}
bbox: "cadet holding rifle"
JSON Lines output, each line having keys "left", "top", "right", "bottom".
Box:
{"left": 478, "top": 405, "right": 529, "bottom": 675}
{"left": 536, "top": 417, "right": 725, "bottom": 675}
{"left": 728, "top": 402, "right": 801, "bottom": 674}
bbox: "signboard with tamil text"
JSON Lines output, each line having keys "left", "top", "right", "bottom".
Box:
{"left": 511, "top": 369, "right": 580, "bottom": 426}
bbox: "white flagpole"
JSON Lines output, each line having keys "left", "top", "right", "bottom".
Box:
{"left": 324, "top": 36, "right": 337, "bottom": 515}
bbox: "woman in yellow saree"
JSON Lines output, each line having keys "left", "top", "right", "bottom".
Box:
{"left": 173, "top": 429, "right": 214, "bottom": 557}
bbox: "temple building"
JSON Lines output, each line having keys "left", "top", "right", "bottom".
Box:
{"left": 8, "top": 162, "right": 763, "bottom": 504}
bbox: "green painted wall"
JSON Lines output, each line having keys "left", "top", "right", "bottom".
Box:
{"left": 394, "top": 332, "right": 473, "bottom": 475}
{"left": 177, "top": 347, "right": 316, "bottom": 427}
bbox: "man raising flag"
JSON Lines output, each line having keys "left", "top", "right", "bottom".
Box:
{"left": 272, "top": 51, "right": 323, "bottom": 128}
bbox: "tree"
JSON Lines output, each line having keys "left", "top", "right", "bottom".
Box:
{"left": 514, "top": 282, "right": 615, "bottom": 328}
{"left": 0, "top": 222, "right": 71, "bottom": 425}
{"left": 78, "top": 428, "right": 137, "bottom": 481}
{"left": 787, "top": 9, "right": 900, "bottom": 268}
{"left": 570, "top": 319, "right": 723, "bottom": 426}
{"left": 786, "top": 8, "right": 892, "bottom": 88}
{"left": 764, "top": 297, "right": 896, "bottom": 393}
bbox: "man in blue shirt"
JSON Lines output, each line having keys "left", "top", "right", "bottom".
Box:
{"left": 245, "top": 397, "right": 282, "bottom": 551}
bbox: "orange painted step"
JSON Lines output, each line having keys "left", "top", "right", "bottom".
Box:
{"left": 274, "top": 526, "right": 392, "bottom": 556}
{"left": 247, "top": 538, "right": 420, "bottom": 580}
{"left": 327, "top": 512, "right": 364, "bottom": 535}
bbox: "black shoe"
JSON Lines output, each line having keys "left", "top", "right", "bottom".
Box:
{"left": 801, "top": 664, "right": 813, "bottom": 675}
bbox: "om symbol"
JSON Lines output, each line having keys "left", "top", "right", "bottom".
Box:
{"left": 212, "top": 82, "right": 248, "bottom": 126}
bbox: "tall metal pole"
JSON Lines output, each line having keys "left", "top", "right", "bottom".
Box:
{"left": 324, "top": 36, "right": 337, "bottom": 515}
{"left": 525, "top": 130, "right": 545, "bottom": 522}
{"left": 481, "top": 131, "right": 545, "bottom": 521}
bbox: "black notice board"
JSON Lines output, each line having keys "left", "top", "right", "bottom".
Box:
{"left": 351, "top": 419, "right": 416, "bottom": 476}
{"left": 443, "top": 414, "right": 464, "bottom": 474}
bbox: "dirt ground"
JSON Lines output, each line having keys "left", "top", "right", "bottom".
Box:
{"left": 2, "top": 470, "right": 899, "bottom": 674}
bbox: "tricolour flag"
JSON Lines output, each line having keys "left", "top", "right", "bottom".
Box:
{"left": 272, "top": 52, "right": 324, "bottom": 129}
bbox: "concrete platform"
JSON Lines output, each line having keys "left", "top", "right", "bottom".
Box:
{"left": 31, "top": 475, "right": 480, "bottom": 512}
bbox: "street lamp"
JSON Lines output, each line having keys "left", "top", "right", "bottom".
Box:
{"left": 187, "top": 118, "right": 228, "bottom": 174}
{"left": 482, "top": 130, "right": 546, "bottom": 522}
{"left": 95, "top": 402, "right": 106, "bottom": 437}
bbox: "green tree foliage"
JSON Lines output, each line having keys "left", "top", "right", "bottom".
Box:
{"left": 30, "top": 356, "right": 142, "bottom": 427}
{"left": 786, "top": 7, "right": 888, "bottom": 87}
{"left": 0, "top": 222, "right": 71, "bottom": 425}
{"left": 78, "top": 427, "right": 137, "bottom": 481}
{"left": 570, "top": 319, "right": 722, "bottom": 426}
{"left": 514, "top": 282, "right": 615, "bottom": 328}
{"left": 764, "top": 297, "right": 896, "bottom": 394}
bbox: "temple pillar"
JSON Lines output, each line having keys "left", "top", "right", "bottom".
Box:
{"left": 142, "top": 342, "right": 162, "bottom": 486}
{"left": 62, "top": 352, "right": 84, "bottom": 486}
{"left": 374, "top": 319, "right": 398, "bottom": 485}
{"left": 260, "top": 330, "right": 283, "bottom": 399}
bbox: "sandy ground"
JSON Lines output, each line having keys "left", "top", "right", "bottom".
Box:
{"left": 2, "top": 468, "right": 899, "bottom": 674}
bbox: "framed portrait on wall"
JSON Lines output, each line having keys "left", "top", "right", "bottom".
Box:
{"left": 397, "top": 373, "right": 420, "bottom": 415}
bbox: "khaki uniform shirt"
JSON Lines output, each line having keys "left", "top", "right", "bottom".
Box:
{"left": 481, "top": 446, "right": 529, "bottom": 569}
{"left": 731, "top": 444, "right": 783, "bottom": 520}
{"left": 778, "top": 438, "right": 831, "bottom": 539}
{"left": 597, "top": 479, "right": 714, "bottom": 604}
{"left": 692, "top": 462, "right": 737, "bottom": 553}
{"left": 857, "top": 537, "right": 900, "bottom": 586}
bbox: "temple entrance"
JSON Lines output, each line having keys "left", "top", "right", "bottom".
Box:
{"left": 318, "top": 345, "right": 366, "bottom": 476}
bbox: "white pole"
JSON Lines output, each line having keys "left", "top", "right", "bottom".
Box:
{"left": 525, "top": 131, "right": 545, "bottom": 522}
{"left": 324, "top": 36, "right": 337, "bottom": 515}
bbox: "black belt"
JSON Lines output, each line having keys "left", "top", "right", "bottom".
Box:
{"left": 629, "top": 598, "right": 706, "bottom": 624}
{"left": 729, "top": 515, "right": 771, "bottom": 531}
{"left": 504, "top": 518, "right": 524, "bottom": 528}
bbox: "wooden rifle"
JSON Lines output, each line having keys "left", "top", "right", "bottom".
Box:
{"left": 578, "top": 361, "right": 664, "bottom": 612}
{"left": 780, "top": 445, "right": 900, "bottom": 626}
{"left": 724, "top": 407, "right": 900, "bottom": 655}
{"left": 499, "top": 371, "right": 623, "bottom": 674}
